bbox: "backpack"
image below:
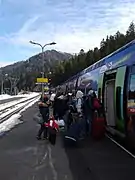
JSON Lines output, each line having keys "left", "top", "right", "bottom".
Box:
{"left": 93, "top": 98, "right": 101, "bottom": 109}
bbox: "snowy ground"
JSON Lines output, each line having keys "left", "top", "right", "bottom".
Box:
{"left": 0, "top": 92, "right": 40, "bottom": 111}
{"left": 0, "top": 93, "right": 40, "bottom": 136}
{"left": 0, "top": 94, "right": 12, "bottom": 100}
{"left": 0, "top": 92, "right": 40, "bottom": 101}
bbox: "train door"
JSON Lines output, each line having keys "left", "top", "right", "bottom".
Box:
{"left": 115, "top": 66, "right": 127, "bottom": 133}
{"left": 103, "top": 66, "right": 127, "bottom": 136}
{"left": 104, "top": 79, "right": 116, "bottom": 127}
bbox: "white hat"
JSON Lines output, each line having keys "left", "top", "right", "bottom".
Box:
{"left": 88, "top": 90, "right": 93, "bottom": 95}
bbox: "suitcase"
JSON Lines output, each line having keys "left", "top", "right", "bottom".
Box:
{"left": 48, "top": 127, "right": 57, "bottom": 145}
{"left": 64, "top": 122, "right": 81, "bottom": 146}
{"left": 91, "top": 111, "right": 105, "bottom": 140}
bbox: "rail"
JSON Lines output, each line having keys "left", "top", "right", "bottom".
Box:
{"left": 0, "top": 95, "right": 40, "bottom": 124}
{"left": 0, "top": 94, "right": 40, "bottom": 113}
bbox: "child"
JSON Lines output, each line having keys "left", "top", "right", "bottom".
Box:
{"left": 45, "top": 116, "right": 59, "bottom": 145}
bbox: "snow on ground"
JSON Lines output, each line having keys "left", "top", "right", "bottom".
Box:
{"left": 0, "top": 92, "right": 41, "bottom": 101}
{"left": 0, "top": 96, "right": 39, "bottom": 135}
{"left": 0, "top": 92, "right": 40, "bottom": 111}
{"left": 0, "top": 94, "right": 12, "bottom": 100}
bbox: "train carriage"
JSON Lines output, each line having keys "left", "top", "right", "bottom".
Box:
{"left": 61, "top": 40, "right": 135, "bottom": 147}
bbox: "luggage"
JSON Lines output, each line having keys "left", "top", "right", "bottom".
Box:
{"left": 91, "top": 111, "right": 105, "bottom": 140}
{"left": 93, "top": 98, "right": 101, "bottom": 109}
{"left": 64, "top": 121, "right": 81, "bottom": 146}
{"left": 48, "top": 127, "right": 57, "bottom": 145}
{"left": 57, "top": 119, "right": 65, "bottom": 131}
{"left": 45, "top": 116, "right": 59, "bottom": 145}
{"left": 57, "top": 119, "right": 65, "bottom": 127}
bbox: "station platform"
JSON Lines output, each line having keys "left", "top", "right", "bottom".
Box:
{"left": 0, "top": 104, "right": 135, "bottom": 180}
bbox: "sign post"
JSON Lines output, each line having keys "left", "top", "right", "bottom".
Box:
{"left": 36, "top": 78, "right": 48, "bottom": 96}
{"left": 36, "top": 78, "right": 48, "bottom": 83}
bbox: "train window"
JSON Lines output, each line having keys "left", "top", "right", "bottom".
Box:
{"left": 128, "top": 74, "right": 135, "bottom": 100}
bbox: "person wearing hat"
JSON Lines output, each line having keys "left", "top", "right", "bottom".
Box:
{"left": 37, "top": 95, "right": 50, "bottom": 140}
{"left": 83, "top": 89, "right": 95, "bottom": 135}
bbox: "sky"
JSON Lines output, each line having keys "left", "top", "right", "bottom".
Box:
{"left": 0, "top": 0, "right": 135, "bottom": 67}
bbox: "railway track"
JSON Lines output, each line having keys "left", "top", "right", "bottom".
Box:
{"left": 0, "top": 94, "right": 40, "bottom": 113}
{"left": 0, "top": 95, "right": 40, "bottom": 124}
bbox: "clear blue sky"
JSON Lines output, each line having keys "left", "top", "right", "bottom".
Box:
{"left": 0, "top": 0, "right": 135, "bottom": 67}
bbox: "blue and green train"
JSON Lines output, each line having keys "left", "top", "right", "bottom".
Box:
{"left": 61, "top": 40, "right": 135, "bottom": 147}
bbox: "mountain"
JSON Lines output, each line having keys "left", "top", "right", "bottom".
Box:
{"left": 0, "top": 50, "right": 72, "bottom": 93}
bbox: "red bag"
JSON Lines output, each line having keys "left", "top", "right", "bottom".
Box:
{"left": 93, "top": 98, "right": 101, "bottom": 109}
{"left": 91, "top": 112, "right": 105, "bottom": 140}
{"left": 45, "top": 116, "right": 59, "bottom": 145}
{"left": 45, "top": 116, "right": 59, "bottom": 131}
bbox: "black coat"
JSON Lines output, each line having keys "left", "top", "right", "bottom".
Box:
{"left": 39, "top": 105, "right": 49, "bottom": 123}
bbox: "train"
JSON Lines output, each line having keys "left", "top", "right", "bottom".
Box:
{"left": 60, "top": 40, "right": 135, "bottom": 147}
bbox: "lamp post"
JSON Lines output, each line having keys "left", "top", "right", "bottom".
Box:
{"left": 29, "top": 41, "right": 56, "bottom": 98}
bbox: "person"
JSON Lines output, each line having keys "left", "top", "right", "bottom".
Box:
{"left": 92, "top": 91, "right": 102, "bottom": 113}
{"left": 37, "top": 95, "right": 50, "bottom": 140}
{"left": 75, "top": 90, "right": 86, "bottom": 139}
{"left": 53, "top": 91, "right": 61, "bottom": 119}
{"left": 53, "top": 92, "right": 67, "bottom": 120}
{"left": 75, "top": 90, "right": 84, "bottom": 115}
{"left": 83, "top": 90, "right": 95, "bottom": 135}
{"left": 49, "top": 91, "right": 56, "bottom": 116}
{"left": 50, "top": 91, "right": 56, "bottom": 104}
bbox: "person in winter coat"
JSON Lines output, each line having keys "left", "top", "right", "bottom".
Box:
{"left": 84, "top": 90, "right": 97, "bottom": 135}
{"left": 53, "top": 92, "right": 67, "bottom": 120}
{"left": 75, "top": 90, "right": 86, "bottom": 139}
{"left": 53, "top": 92, "right": 61, "bottom": 119}
{"left": 37, "top": 96, "right": 50, "bottom": 140}
{"left": 75, "top": 90, "right": 84, "bottom": 115}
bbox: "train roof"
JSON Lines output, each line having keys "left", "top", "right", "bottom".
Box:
{"left": 63, "top": 39, "right": 135, "bottom": 84}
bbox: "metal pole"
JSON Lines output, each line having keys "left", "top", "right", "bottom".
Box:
{"left": 29, "top": 41, "right": 56, "bottom": 99}
{"left": 41, "top": 46, "right": 45, "bottom": 99}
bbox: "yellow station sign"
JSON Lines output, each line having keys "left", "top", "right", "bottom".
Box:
{"left": 36, "top": 78, "right": 48, "bottom": 83}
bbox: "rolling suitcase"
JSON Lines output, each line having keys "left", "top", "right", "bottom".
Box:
{"left": 91, "top": 111, "right": 105, "bottom": 140}
{"left": 48, "top": 127, "right": 57, "bottom": 145}
{"left": 64, "top": 121, "right": 81, "bottom": 146}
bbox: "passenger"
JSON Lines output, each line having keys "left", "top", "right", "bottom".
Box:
{"left": 37, "top": 96, "right": 50, "bottom": 140}
{"left": 50, "top": 91, "right": 56, "bottom": 107}
{"left": 53, "top": 92, "right": 67, "bottom": 120}
{"left": 84, "top": 90, "right": 95, "bottom": 135}
{"left": 75, "top": 90, "right": 84, "bottom": 115}
{"left": 75, "top": 90, "right": 86, "bottom": 139}
{"left": 92, "top": 91, "right": 102, "bottom": 115}
{"left": 57, "top": 93, "right": 67, "bottom": 119}
{"left": 53, "top": 91, "right": 61, "bottom": 119}
{"left": 82, "top": 94, "right": 89, "bottom": 136}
